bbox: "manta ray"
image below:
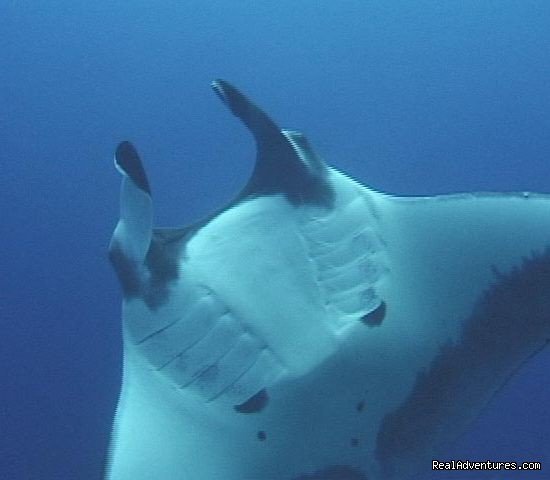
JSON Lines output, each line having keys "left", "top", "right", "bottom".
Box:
{"left": 105, "top": 80, "right": 550, "bottom": 480}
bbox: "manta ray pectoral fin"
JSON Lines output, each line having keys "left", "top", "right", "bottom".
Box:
{"left": 109, "top": 141, "right": 153, "bottom": 295}
{"left": 371, "top": 193, "right": 550, "bottom": 478}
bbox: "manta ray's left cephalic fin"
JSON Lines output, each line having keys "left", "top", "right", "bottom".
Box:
{"left": 109, "top": 141, "right": 153, "bottom": 298}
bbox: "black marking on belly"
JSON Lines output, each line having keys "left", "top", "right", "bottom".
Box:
{"left": 292, "top": 465, "right": 368, "bottom": 479}
{"left": 361, "top": 301, "right": 386, "bottom": 327}
{"left": 234, "top": 388, "right": 269, "bottom": 414}
{"left": 350, "top": 438, "right": 359, "bottom": 447}
{"left": 376, "top": 247, "right": 550, "bottom": 478}
{"left": 257, "top": 430, "right": 266, "bottom": 441}
{"left": 108, "top": 242, "right": 141, "bottom": 297}
{"left": 356, "top": 400, "right": 365, "bottom": 412}
{"left": 109, "top": 231, "right": 183, "bottom": 310}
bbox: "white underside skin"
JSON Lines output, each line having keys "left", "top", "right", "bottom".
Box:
{"left": 106, "top": 168, "right": 550, "bottom": 480}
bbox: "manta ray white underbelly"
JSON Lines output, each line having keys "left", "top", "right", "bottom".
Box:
{"left": 104, "top": 80, "right": 550, "bottom": 480}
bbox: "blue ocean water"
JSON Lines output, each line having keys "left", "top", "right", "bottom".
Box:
{"left": 1, "top": 1, "right": 549, "bottom": 479}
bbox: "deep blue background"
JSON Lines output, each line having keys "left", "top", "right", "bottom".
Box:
{"left": 1, "top": 1, "right": 549, "bottom": 479}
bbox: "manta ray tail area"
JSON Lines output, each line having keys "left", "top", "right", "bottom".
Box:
{"left": 211, "top": 79, "right": 334, "bottom": 206}
{"left": 109, "top": 141, "right": 153, "bottom": 296}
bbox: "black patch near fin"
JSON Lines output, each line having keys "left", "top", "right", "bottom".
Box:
{"left": 115, "top": 141, "right": 151, "bottom": 194}
{"left": 361, "top": 301, "right": 386, "bottom": 327}
{"left": 234, "top": 388, "right": 269, "bottom": 413}
{"left": 108, "top": 242, "right": 141, "bottom": 298}
{"left": 109, "top": 229, "right": 182, "bottom": 310}
{"left": 211, "top": 79, "right": 333, "bottom": 207}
